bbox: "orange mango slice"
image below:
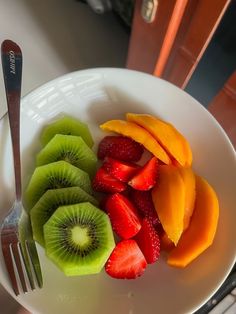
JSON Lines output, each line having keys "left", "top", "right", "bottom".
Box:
{"left": 181, "top": 137, "right": 193, "bottom": 166}
{"left": 152, "top": 165, "right": 185, "bottom": 245}
{"left": 167, "top": 175, "right": 219, "bottom": 268}
{"left": 100, "top": 120, "right": 171, "bottom": 164}
{"left": 126, "top": 113, "right": 192, "bottom": 166}
{"left": 178, "top": 167, "right": 196, "bottom": 230}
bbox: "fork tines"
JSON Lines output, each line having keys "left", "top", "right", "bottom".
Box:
{"left": 1, "top": 235, "right": 42, "bottom": 296}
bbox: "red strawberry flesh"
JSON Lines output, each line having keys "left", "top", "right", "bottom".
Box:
{"left": 129, "top": 157, "right": 158, "bottom": 191}
{"left": 99, "top": 194, "right": 111, "bottom": 212}
{"left": 103, "top": 157, "right": 140, "bottom": 182}
{"left": 92, "top": 167, "right": 126, "bottom": 194}
{"left": 135, "top": 218, "right": 160, "bottom": 264}
{"left": 98, "top": 136, "right": 144, "bottom": 162}
{"left": 129, "top": 189, "right": 160, "bottom": 227}
{"left": 106, "top": 193, "right": 141, "bottom": 239}
{"left": 105, "top": 239, "right": 147, "bottom": 279}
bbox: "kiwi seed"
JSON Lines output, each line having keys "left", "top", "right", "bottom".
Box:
{"left": 43, "top": 202, "right": 115, "bottom": 276}
{"left": 24, "top": 160, "right": 92, "bottom": 210}
{"left": 36, "top": 134, "right": 97, "bottom": 178}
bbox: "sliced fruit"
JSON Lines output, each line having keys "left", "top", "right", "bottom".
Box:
{"left": 44, "top": 202, "right": 115, "bottom": 276}
{"left": 152, "top": 165, "right": 185, "bottom": 245}
{"left": 30, "top": 187, "right": 98, "bottom": 247}
{"left": 41, "top": 115, "right": 94, "bottom": 147}
{"left": 92, "top": 167, "right": 126, "bottom": 194}
{"left": 160, "top": 232, "right": 175, "bottom": 252}
{"left": 36, "top": 134, "right": 97, "bottom": 178}
{"left": 25, "top": 161, "right": 92, "bottom": 210}
{"left": 106, "top": 193, "right": 141, "bottom": 239}
{"left": 100, "top": 120, "right": 171, "bottom": 164}
{"left": 126, "top": 113, "right": 192, "bottom": 166}
{"left": 103, "top": 157, "right": 140, "bottom": 182}
{"left": 167, "top": 175, "right": 219, "bottom": 267}
{"left": 178, "top": 167, "right": 196, "bottom": 230}
{"left": 129, "top": 157, "right": 158, "bottom": 191}
{"left": 129, "top": 189, "right": 160, "bottom": 227}
{"left": 98, "top": 135, "right": 144, "bottom": 162}
{"left": 105, "top": 239, "right": 147, "bottom": 279}
{"left": 135, "top": 218, "right": 160, "bottom": 264}
{"left": 99, "top": 195, "right": 110, "bottom": 212}
{"left": 181, "top": 138, "right": 193, "bottom": 167}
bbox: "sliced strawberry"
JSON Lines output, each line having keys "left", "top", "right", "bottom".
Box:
{"left": 98, "top": 136, "right": 144, "bottom": 162}
{"left": 106, "top": 193, "right": 141, "bottom": 239}
{"left": 103, "top": 157, "right": 140, "bottom": 182}
{"left": 92, "top": 168, "right": 126, "bottom": 193}
{"left": 105, "top": 239, "right": 147, "bottom": 279}
{"left": 99, "top": 194, "right": 111, "bottom": 212}
{"left": 129, "top": 189, "right": 160, "bottom": 227}
{"left": 129, "top": 157, "right": 158, "bottom": 190}
{"left": 135, "top": 218, "right": 160, "bottom": 264}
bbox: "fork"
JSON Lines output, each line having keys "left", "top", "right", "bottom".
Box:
{"left": 0, "top": 39, "right": 43, "bottom": 296}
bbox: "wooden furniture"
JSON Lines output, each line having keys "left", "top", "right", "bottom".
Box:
{"left": 127, "top": 0, "right": 235, "bottom": 147}
{"left": 208, "top": 71, "right": 236, "bottom": 148}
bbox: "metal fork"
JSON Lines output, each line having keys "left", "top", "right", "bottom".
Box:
{"left": 0, "top": 40, "right": 43, "bottom": 296}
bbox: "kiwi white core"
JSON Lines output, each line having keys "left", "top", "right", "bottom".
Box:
{"left": 71, "top": 225, "right": 90, "bottom": 247}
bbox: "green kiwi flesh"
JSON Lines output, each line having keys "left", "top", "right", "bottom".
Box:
{"left": 41, "top": 115, "right": 94, "bottom": 148}
{"left": 44, "top": 202, "right": 115, "bottom": 276}
{"left": 25, "top": 161, "right": 92, "bottom": 210}
{"left": 31, "top": 187, "right": 98, "bottom": 247}
{"left": 36, "top": 134, "right": 97, "bottom": 178}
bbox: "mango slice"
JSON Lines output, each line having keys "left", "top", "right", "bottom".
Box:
{"left": 126, "top": 113, "right": 192, "bottom": 166}
{"left": 178, "top": 167, "right": 196, "bottom": 230}
{"left": 167, "top": 175, "right": 219, "bottom": 268}
{"left": 152, "top": 165, "right": 185, "bottom": 245}
{"left": 181, "top": 137, "right": 193, "bottom": 167}
{"left": 100, "top": 120, "right": 171, "bottom": 164}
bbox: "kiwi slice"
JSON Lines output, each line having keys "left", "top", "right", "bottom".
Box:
{"left": 41, "top": 115, "right": 94, "bottom": 148}
{"left": 44, "top": 202, "right": 115, "bottom": 276}
{"left": 31, "top": 187, "right": 98, "bottom": 247}
{"left": 24, "top": 161, "right": 92, "bottom": 210}
{"left": 36, "top": 134, "right": 97, "bottom": 178}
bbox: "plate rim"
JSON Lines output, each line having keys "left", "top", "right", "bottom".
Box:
{"left": 20, "top": 67, "right": 236, "bottom": 154}
{"left": 0, "top": 67, "right": 235, "bottom": 314}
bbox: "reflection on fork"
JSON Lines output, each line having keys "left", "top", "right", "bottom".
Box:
{"left": 0, "top": 39, "right": 43, "bottom": 296}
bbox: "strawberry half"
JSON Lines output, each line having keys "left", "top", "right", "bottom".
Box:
{"left": 99, "top": 194, "right": 111, "bottom": 212}
{"left": 106, "top": 193, "right": 141, "bottom": 239}
{"left": 103, "top": 157, "right": 140, "bottom": 182}
{"left": 92, "top": 168, "right": 126, "bottom": 193}
{"left": 105, "top": 239, "right": 147, "bottom": 279}
{"left": 129, "top": 157, "right": 158, "bottom": 191}
{"left": 98, "top": 136, "right": 144, "bottom": 162}
{"left": 135, "top": 218, "right": 160, "bottom": 264}
{"left": 129, "top": 189, "right": 160, "bottom": 227}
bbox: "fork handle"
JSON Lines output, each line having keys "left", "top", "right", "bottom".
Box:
{"left": 1, "top": 40, "right": 23, "bottom": 201}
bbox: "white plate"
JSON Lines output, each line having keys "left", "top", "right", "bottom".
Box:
{"left": 0, "top": 68, "right": 235, "bottom": 314}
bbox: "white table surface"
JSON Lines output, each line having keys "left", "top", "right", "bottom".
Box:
{"left": 0, "top": 0, "right": 129, "bottom": 118}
